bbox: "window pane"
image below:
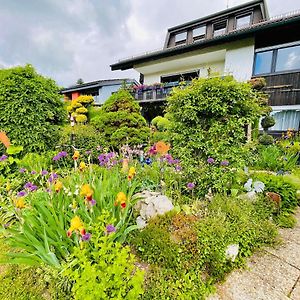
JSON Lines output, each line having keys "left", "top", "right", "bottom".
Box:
{"left": 254, "top": 51, "right": 273, "bottom": 75}
{"left": 213, "top": 22, "right": 227, "bottom": 37}
{"left": 236, "top": 15, "right": 251, "bottom": 29}
{"left": 276, "top": 45, "right": 300, "bottom": 72}
{"left": 175, "top": 32, "right": 186, "bottom": 42}
{"left": 193, "top": 26, "right": 206, "bottom": 37}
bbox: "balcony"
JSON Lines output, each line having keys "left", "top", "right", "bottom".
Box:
{"left": 258, "top": 72, "right": 300, "bottom": 106}
{"left": 133, "top": 82, "right": 179, "bottom": 103}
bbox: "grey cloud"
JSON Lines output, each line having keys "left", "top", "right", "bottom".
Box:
{"left": 0, "top": 0, "right": 298, "bottom": 87}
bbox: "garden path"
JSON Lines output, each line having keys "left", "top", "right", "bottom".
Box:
{"left": 208, "top": 208, "right": 300, "bottom": 300}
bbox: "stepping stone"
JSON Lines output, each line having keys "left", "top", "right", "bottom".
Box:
{"left": 290, "top": 278, "right": 300, "bottom": 300}
{"left": 247, "top": 252, "right": 300, "bottom": 295}
{"left": 266, "top": 241, "right": 300, "bottom": 270}
{"left": 209, "top": 269, "right": 289, "bottom": 300}
{"left": 279, "top": 226, "right": 300, "bottom": 245}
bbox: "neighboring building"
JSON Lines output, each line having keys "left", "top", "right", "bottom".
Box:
{"left": 61, "top": 79, "right": 138, "bottom": 105}
{"left": 111, "top": 0, "right": 300, "bottom": 132}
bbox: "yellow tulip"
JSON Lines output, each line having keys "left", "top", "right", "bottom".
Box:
{"left": 16, "top": 197, "right": 26, "bottom": 209}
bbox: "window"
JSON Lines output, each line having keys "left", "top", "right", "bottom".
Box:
{"left": 236, "top": 14, "right": 251, "bottom": 29}
{"left": 275, "top": 45, "right": 300, "bottom": 72}
{"left": 193, "top": 26, "right": 206, "bottom": 41}
{"left": 253, "top": 44, "right": 300, "bottom": 75}
{"left": 213, "top": 21, "right": 227, "bottom": 37}
{"left": 175, "top": 32, "right": 187, "bottom": 45}
{"left": 161, "top": 71, "right": 199, "bottom": 83}
{"left": 253, "top": 51, "right": 273, "bottom": 75}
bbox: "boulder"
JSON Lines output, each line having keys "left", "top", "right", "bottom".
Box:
{"left": 134, "top": 190, "right": 174, "bottom": 228}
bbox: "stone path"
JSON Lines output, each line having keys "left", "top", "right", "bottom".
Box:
{"left": 208, "top": 209, "right": 300, "bottom": 300}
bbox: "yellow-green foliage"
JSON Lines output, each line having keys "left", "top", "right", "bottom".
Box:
{"left": 67, "top": 95, "right": 94, "bottom": 124}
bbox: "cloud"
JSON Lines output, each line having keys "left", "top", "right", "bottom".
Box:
{"left": 0, "top": 0, "right": 298, "bottom": 86}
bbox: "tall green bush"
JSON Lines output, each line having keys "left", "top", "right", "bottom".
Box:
{"left": 0, "top": 65, "right": 66, "bottom": 153}
{"left": 167, "top": 76, "right": 268, "bottom": 163}
{"left": 91, "top": 90, "right": 150, "bottom": 149}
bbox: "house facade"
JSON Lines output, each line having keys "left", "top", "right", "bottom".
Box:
{"left": 111, "top": 0, "right": 300, "bottom": 131}
{"left": 61, "top": 79, "right": 138, "bottom": 105}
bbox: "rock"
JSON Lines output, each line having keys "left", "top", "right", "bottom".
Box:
{"left": 134, "top": 190, "right": 174, "bottom": 228}
{"left": 239, "top": 191, "right": 257, "bottom": 201}
{"left": 225, "top": 244, "right": 239, "bottom": 262}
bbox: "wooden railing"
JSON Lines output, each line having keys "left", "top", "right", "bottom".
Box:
{"left": 259, "top": 72, "right": 300, "bottom": 106}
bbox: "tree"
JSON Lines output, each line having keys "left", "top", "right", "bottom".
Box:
{"left": 167, "top": 76, "right": 269, "bottom": 163}
{"left": 91, "top": 89, "right": 150, "bottom": 149}
{"left": 0, "top": 64, "right": 66, "bottom": 153}
{"left": 76, "top": 78, "right": 84, "bottom": 85}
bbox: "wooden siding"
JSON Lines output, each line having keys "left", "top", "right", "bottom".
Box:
{"left": 258, "top": 72, "right": 300, "bottom": 106}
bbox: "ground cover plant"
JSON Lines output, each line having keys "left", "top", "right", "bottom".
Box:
{"left": 0, "top": 74, "right": 299, "bottom": 299}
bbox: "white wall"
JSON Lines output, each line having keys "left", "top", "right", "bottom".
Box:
{"left": 95, "top": 84, "right": 121, "bottom": 105}
{"left": 224, "top": 38, "right": 255, "bottom": 81}
{"left": 143, "top": 61, "right": 225, "bottom": 84}
{"left": 134, "top": 38, "right": 255, "bottom": 85}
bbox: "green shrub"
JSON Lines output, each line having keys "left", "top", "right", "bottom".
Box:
{"left": 258, "top": 133, "right": 274, "bottom": 145}
{"left": 261, "top": 115, "right": 276, "bottom": 131}
{"left": 67, "top": 95, "right": 94, "bottom": 124}
{"left": 91, "top": 90, "right": 150, "bottom": 149}
{"left": 167, "top": 76, "right": 269, "bottom": 164}
{"left": 254, "top": 145, "right": 298, "bottom": 171}
{"left": 252, "top": 173, "right": 298, "bottom": 212}
{"left": 0, "top": 65, "right": 66, "bottom": 154}
{"left": 64, "top": 213, "right": 144, "bottom": 300}
{"left": 59, "top": 124, "right": 104, "bottom": 154}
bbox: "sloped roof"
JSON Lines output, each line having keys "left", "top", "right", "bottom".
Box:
{"left": 61, "top": 78, "right": 138, "bottom": 93}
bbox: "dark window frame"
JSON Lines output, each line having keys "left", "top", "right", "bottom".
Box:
{"left": 192, "top": 25, "right": 206, "bottom": 42}
{"left": 212, "top": 19, "right": 228, "bottom": 37}
{"left": 174, "top": 31, "right": 187, "bottom": 46}
{"left": 253, "top": 42, "right": 300, "bottom": 76}
{"left": 234, "top": 11, "right": 253, "bottom": 30}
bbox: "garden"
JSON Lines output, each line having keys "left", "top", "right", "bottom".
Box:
{"left": 0, "top": 65, "right": 299, "bottom": 299}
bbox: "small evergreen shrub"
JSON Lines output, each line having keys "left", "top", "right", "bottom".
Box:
{"left": 258, "top": 133, "right": 274, "bottom": 145}
{"left": 91, "top": 90, "right": 150, "bottom": 149}
{"left": 261, "top": 115, "right": 276, "bottom": 131}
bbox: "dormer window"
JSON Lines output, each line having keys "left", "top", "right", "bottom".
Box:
{"left": 213, "top": 21, "right": 227, "bottom": 37}
{"left": 193, "top": 26, "right": 206, "bottom": 41}
{"left": 236, "top": 14, "right": 252, "bottom": 29}
{"left": 175, "top": 32, "right": 187, "bottom": 45}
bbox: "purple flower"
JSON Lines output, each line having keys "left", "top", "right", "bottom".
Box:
{"left": 59, "top": 151, "right": 68, "bottom": 157}
{"left": 207, "top": 157, "right": 215, "bottom": 164}
{"left": 85, "top": 150, "right": 92, "bottom": 155}
{"left": 19, "top": 168, "right": 27, "bottom": 173}
{"left": 220, "top": 160, "right": 229, "bottom": 166}
{"left": 24, "top": 182, "right": 34, "bottom": 189}
{"left": 90, "top": 199, "right": 96, "bottom": 206}
{"left": 17, "top": 190, "right": 27, "bottom": 197}
{"left": 29, "top": 185, "right": 38, "bottom": 192}
{"left": 187, "top": 182, "right": 195, "bottom": 190}
{"left": 0, "top": 155, "right": 8, "bottom": 162}
{"left": 31, "top": 170, "right": 37, "bottom": 175}
{"left": 175, "top": 165, "right": 182, "bottom": 172}
{"left": 45, "top": 188, "right": 51, "bottom": 193}
{"left": 52, "top": 155, "right": 60, "bottom": 161}
{"left": 106, "top": 224, "right": 116, "bottom": 233}
{"left": 82, "top": 233, "right": 91, "bottom": 241}
{"left": 48, "top": 173, "right": 58, "bottom": 183}
{"left": 41, "top": 170, "right": 48, "bottom": 176}
{"left": 3, "top": 223, "right": 10, "bottom": 228}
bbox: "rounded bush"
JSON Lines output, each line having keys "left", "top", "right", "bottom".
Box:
{"left": 261, "top": 115, "right": 276, "bottom": 130}
{"left": 258, "top": 133, "right": 274, "bottom": 145}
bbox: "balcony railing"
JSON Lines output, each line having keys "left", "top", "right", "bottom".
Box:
{"left": 133, "top": 82, "right": 180, "bottom": 103}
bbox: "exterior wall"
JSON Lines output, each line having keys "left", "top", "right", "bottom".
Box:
{"left": 95, "top": 84, "right": 122, "bottom": 105}
{"left": 143, "top": 61, "right": 224, "bottom": 84}
{"left": 224, "top": 38, "right": 255, "bottom": 81}
{"left": 71, "top": 92, "right": 80, "bottom": 100}
{"left": 137, "top": 38, "right": 254, "bottom": 85}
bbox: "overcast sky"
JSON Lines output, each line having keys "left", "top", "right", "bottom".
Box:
{"left": 0, "top": 0, "right": 299, "bottom": 87}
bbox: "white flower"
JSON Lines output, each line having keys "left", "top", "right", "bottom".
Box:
{"left": 244, "top": 178, "right": 253, "bottom": 192}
